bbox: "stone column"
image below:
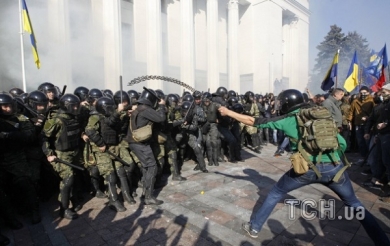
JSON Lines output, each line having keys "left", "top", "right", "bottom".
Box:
{"left": 47, "top": 0, "right": 72, "bottom": 86}
{"left": 228, "top": 0, "right": 239, "bottom": 92}
{"left": 102, "top": 0, "right": 122, "bottom": 91}
{"left": 180, "top": 0, "right": 195, "bottom": 88}
{"left": 147, "top": 0, "right": 163, "bottom": 89}
{"left": 207, "top": 0, "right": 219, "bottom": 92}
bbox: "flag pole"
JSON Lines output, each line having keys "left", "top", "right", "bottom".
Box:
{"left": 19, "top": 0, "right": 27, "bottom": 92}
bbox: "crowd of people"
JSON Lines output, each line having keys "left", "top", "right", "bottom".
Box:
{"left": 0, "top": 82, "right": 390, "bottom": 245}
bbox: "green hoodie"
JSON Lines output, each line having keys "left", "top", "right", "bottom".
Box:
{"left": 255, "top": 109, "right": 347, "bottom": 163}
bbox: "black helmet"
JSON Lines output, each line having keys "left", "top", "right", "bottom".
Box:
{"left": 96, "top": 97, "right": 116, "bottom": 116}
{"left": 203, "top": 92, "right": 212, "bottom": 101}
{"left": 182, "top": 94, "right": 194, "bottom": 102}
{"left": 244, "top": 91, "right": 255, "bottom": 103}
{"left": 18, "top": 93, "right": 29, "bottom": 104}
{"left": 113, "top": 90, "right": 130, "bottom": 106}
{"left": 302, "top": 93, "right": 309, "bottom": 103}
{"left": 227, "top": 90, "right": 237, "bottom": 99}
{"left": 137, "top": 88, "right": 159, "bottom": 108}
{"left": 38, "top": 82, "right": 59, "bottom": 101}
{"left": 228, "top": 97, "right": 239, "bottom": 107}
{"left": 74, "top": 86, "right": 89, "bottom": 102}
{"left": 276, "top": 89, "right": 304, "bottom": 115}
{"left": 180, "top": 101, "right": 192, "bottom": 117}
{"left": 166, "top": 94, "right": 179, "bottom": 107}
{"left": 59, "top": 94, "right": 81, "bottom": 115}
{"left": 87, "top": 88, "right": 103, "bottom": 104}
{"left": 27, "top": 90, "right": 49, "bottom": 114}
{"left": 192, "top": 91, "right": 202, "bottom": 100}
{"left": 182, "top": 91, "right": 191, "bottom": 97}
{"left": 155, "top": 89, "right": 165, "bottom": 99}
{"left": 103, "top": 89, "right": 113, "bottom": 97}
{"left": 127, "top": 90, "right": 139, "bottom": 104}
{"left": 0, "top": 92, "right": 17, "bottom": 116}
{"left": 232, "top": 103, "right": 244, "bottom": 114}
{"left": 9, "top": 88, "right": 25, "bottom": 97}
{"left": 215, "top": 87, "right": 228, "bottom": 99}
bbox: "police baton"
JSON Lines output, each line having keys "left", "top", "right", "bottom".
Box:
{"left": 143, "top": 87, "right": 161, "bottom": 102}
{"left": 54, "top": 158, "right": 85, "bottom": 171}
{"left": 106, "top": 150, "right": 130, "bottom": 166}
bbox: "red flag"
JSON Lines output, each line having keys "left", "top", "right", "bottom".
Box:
{"left": 371, "top": 66, "right": 386, "bottom": 92}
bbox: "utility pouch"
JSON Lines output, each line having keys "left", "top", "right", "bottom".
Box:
{"left": 157, "top": 132, "right": 167, "bottom": 144}
{"left": 290, "top": 152, "right": 309, "bottom": 174}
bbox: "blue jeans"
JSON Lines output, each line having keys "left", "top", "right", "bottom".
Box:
{"left": 250, "top": 162, "right": 389, "bottom": 245}
{"left": 355, "top": 125, "right": 369, "bottom": 158}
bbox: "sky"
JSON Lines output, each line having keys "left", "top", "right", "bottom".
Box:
{"left": 309, "top": 0, "right": 390, "bottom": 70}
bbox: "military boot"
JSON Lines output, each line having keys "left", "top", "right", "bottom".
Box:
{"left": 106, "top": 173, "right": 126, "bottom": 212}
{"left": 144, "top": 178, "right": 163, "bottom": 205}
{"left": 169, "top": 152, "right": 186, "bottom": 181}
{"left": 117, "top": 167, "right": 136, "bottom": 205}
{"left": 91, "top": 177, "right": 107, "bottom": 198}
{"left": 60, "top": 177, "right": 78, "bottom": 220}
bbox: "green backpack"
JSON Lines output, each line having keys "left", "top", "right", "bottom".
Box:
{"left": 291, "top": 106, "right": 350, "bottom": 182}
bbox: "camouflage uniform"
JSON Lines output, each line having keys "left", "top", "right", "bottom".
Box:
{"left": 42, "top": 111, "right": 81, "bottom": 216}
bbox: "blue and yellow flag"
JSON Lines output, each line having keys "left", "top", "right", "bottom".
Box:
{"left": 321, "top": 51, "right": 339, "bottom": 91}
{"left": 22, "top": 0, "right": 40, "bottom": 69}
{"left": 344, "top": 51, "right": 359, "bottom": 92}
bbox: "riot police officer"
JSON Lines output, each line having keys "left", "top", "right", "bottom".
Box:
{"left": 125, "top": 88, "right": 167, "bottom": 205}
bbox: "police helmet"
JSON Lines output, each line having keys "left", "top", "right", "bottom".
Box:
{"left": 18, "top": 93, "right": 29, "bottom": 104}
{"left": 137, "top": 88, "right": 159, "bottom": 108}
{"left": 0, "top": 92, "right": 17, "bottom": 116}
{"left": 27, "top": 90, "right": 49, "bottom": 114}
{"left": 276, "top": 89, "right": 305, "bottom": 115}
{"left": 180, "top": 101, "right": 192, "bottom": 117}
{"left": 227, "top": 90, "right": 237, "bottom": 99}
{"left": 244, "top": 91, "right": 255, "bottom": 103}
{"left": 228, "top": 97, "right": 239, "bottom": 107}
{"left": 215, "top": 87, "right": 228, "bottom": 99}
{"left": 166, "top": 94, "right": 179, "bottom": 107}
{"left": 96, "top": 97, "right": 116, "bottom": 116}
{"left": 182, "top": 94, "right": 194, "bottom": 102}
{"left": 103, "top": 89, "right": 113, "bottom": 97}
{"left": 59, "top": 94, "right": 81, "bottom": 115}
{"left": 232, "top": 103, "right": 244, "bottom": 114}
{"left": 87, "top": 88, "right": 103, "bottom": 104}
{"left": 9, "top": 88, "right": 25, "bottom": 97}
{"left": 155, "top": 89, "right": 165, "bottom": 99}
{"left": 74, "top": 86, "right": 89, "bottom": 102}
{"left": 192, "top": 91, "right": 202, "bottom": 100}
{"left": 38, "top": 82, "right": 59, "bottom": 101}
{"left": 113, "top": 90, "right": 130, "bottom": 106}
{"left": 127, "top": 90, "right": 139, "bottom": 104}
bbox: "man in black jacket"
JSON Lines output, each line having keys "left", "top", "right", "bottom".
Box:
{"left": 126, "top": 88, "right": 166, "bottom": 205}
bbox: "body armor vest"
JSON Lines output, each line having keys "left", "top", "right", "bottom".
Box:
{"left": 99, "top": 115, "right": 119, "bottom": 145}
{"left": 55, "top": 116, "right": 80, "bottom": 151}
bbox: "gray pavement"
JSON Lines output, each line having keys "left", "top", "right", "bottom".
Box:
{"left": 2, "top": 144, "right": 390, "bottom": 246}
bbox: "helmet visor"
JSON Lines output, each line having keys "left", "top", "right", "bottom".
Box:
{"left": 66, "top": 102, "right": 81, "bottom": 115}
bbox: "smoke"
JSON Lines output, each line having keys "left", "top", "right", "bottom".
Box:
{"left": 0, "top": 0, "right": 106, "bottom": 93}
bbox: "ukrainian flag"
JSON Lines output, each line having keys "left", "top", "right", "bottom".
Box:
{"left": 321, "top": 51, "right": 339, "bottom": 91}
{"left": 22, "top": 0, "right": 40, "bottom": 69}
{"left": 344, "top": 51, "right": 359, "bottom": 92}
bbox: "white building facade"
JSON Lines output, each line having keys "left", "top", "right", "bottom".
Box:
{"left": 39, "top": 0, "right": 310, "bottom": 94}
